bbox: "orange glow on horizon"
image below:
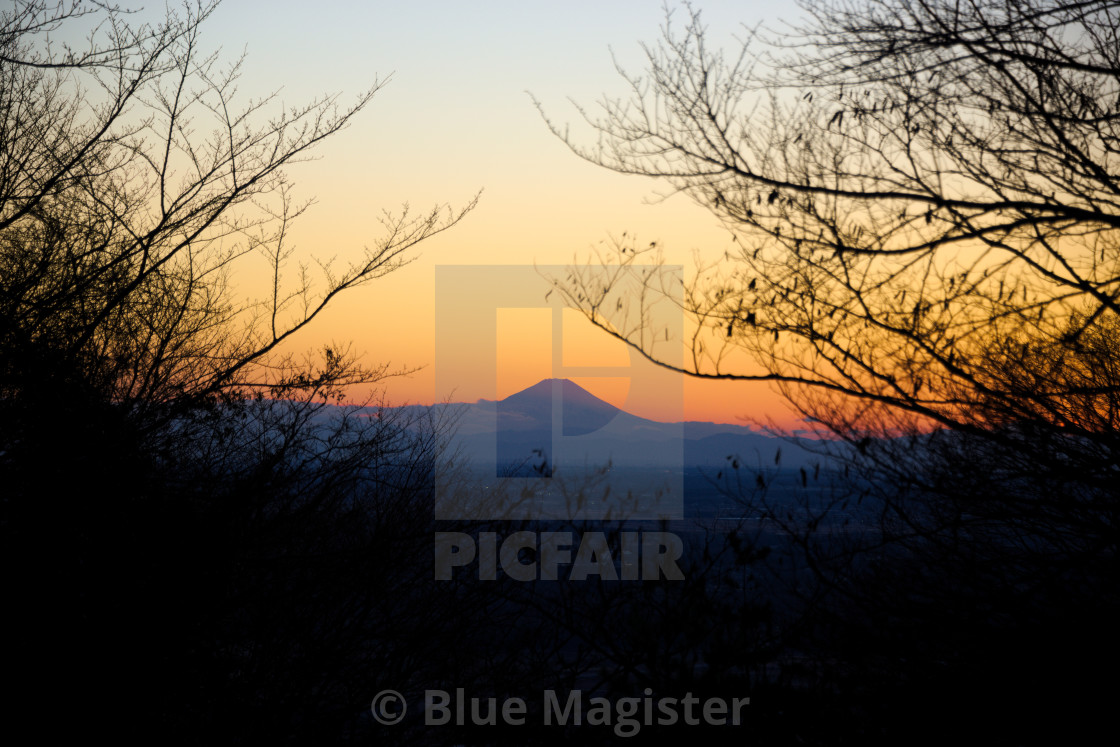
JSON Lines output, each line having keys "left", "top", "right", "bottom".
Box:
{"left": 208, "top": 0, "right": 799, "bottom": 430}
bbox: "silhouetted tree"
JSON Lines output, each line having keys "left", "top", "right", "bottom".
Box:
{"left": 540, "top": 1, "right": 1120, "bottom": 742}
{"left": 0, "top": 2, "right": 484, "bottom": 743}
{"left": 541, "top": 0, "right": 1118, "bottom": 431}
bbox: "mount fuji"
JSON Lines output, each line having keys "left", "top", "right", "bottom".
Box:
{"left": 440, "top": 378, "right": 827, "bottom": 471}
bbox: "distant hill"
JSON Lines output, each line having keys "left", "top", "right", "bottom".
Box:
{"left": 432, "top": 378, "right": 836, "bottom": 471}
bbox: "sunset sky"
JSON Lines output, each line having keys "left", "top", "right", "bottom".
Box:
{"left": 202, "top": 0, "right": 800, "bottom": 426}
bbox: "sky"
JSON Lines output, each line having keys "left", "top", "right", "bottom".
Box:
{"left": 195, "top": 0, "right": 802, "bottom": 427}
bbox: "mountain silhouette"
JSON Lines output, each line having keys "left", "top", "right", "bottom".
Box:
{"left": 497, "top": 377, "right": 621, "bottom": 437}
{"left": 377, "top": 378, "right": 832, "bottom": 470}
{"left": 447, "top": 378, "right": 824, "bottom": 470}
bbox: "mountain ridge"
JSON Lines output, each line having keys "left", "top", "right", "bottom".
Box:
{"left": 433, "top": 378, "right": 831, "bottom": 469}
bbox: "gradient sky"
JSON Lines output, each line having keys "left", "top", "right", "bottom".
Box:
{"left": 200, "top": 0, "right": 801, "bottom": 427}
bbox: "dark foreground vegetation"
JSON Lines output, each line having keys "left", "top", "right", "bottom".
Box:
{"left": 2, "top": 0, "right": 1117, "bottom": 744}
